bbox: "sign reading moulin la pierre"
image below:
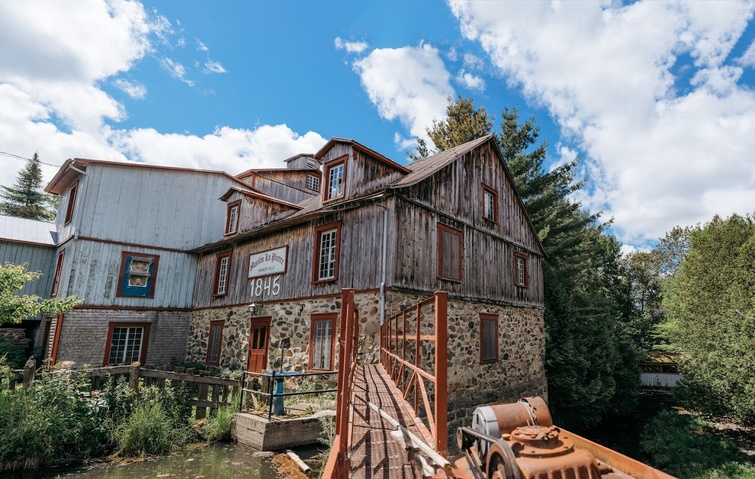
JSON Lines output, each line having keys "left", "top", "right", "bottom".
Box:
{"left": 248, "top": 246, "right": 288, "bottom": 279}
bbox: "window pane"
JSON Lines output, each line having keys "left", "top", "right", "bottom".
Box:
{"left": 328, "top": 164, "right": 344, "bottom": 199}
{"left": 484, "top": 190, "right": 495, "bottom": 220}
{"left": 318, "top": 229, "right": 337, "bottom": 280}
{"left": 311, "top": 319, "right": 333, "bottom": 370}
{"left": 108, "top": 326, "right": 144, "bottom": 365}
{"left": 217, "top": 256, "right": 229, "bottom": 294}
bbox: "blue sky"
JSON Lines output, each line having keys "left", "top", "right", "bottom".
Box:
{"left": 1, "top": 1, "right": 754, "bottom": 250}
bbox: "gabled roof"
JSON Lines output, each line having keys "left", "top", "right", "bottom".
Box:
{"left": 45, "top": 158, "right": 248, "bottom": 195}
{"left": 0, "top": 214, "right": 57, "bottom": 246}
{"left": 219, "top": 185, "right": 303, "bottom": 210}
{"left": 315, "top": 137, "right": 411, "bottom": 174}
{"left": 392, "top": 135, "right": 493, "bottom": 187}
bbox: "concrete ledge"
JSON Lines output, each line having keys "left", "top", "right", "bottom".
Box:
{"left": 232, "top": 410, "right": 335, "bottom": 451}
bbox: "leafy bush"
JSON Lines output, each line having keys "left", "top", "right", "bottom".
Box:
{"left": 641, "top": 410, "right": 755, "bottom": 479}
{"left": 0, "top": 339, "right": 26, "bottom": 369}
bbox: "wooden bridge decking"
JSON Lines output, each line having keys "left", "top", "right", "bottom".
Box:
{"left": 348, "top": 363, "right": 433, "bottom": 479}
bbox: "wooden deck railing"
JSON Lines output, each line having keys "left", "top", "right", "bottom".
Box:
{"left": 323, "top": 288, "right": 359, "bottom": 479}
{"left": 380, "top": 291, "right": 448, "bottom": 456}
{"left": 3, "top": 361, "right": 240, "bottom": 420}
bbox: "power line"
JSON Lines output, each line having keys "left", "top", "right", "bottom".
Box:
{"left": 0, "top": 150, "right": 62, "bottom": 168}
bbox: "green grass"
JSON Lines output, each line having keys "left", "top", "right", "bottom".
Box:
{"left": 641, "top": 410, "right": 755, "bottom": 479}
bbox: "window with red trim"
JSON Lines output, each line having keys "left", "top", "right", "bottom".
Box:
{"left": 116, "top": 252, "right": 159, "bottom": 298}
{"left": 438, "top": 223, "right": 463, "bottom": 282}
{"left": 103, "top": 323, "right": 150, "bottom": 366}
{"left": 482, "top": 184, "right": 498, "bottom": 223}
{"left": 206, "top": 320, "right": 224, "bottom": 365}
{"left": 212, "top": 251, "right": 232, "bottom": 296}
{"left": 51, "top": 250, "right": 65, "bottom": 296}
{"left": 313, "top": 222, "right": 341, "bottom": 282}
{"left": 225, "top": 200, "right": 241, "bottom": 235}
{"left": 309, "top": 314, "right": 335, "bottom": 371}
{"left": 514, "top": 252, "right": 529, "bottom": 287}
{"left": 324, "top": 157, "right": 346, "bottom": 200}
{"left": 64, "top": 181, "right": 78, "bottom": 225}
{"left": 480, "top": 313, "right": 499, "bottom": 364}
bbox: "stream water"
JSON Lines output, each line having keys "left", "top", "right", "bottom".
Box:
{"left": 6, "top": 443, "right": 282, "bottom": 479}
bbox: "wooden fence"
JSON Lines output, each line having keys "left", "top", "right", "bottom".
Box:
{"left": 2, "top": 361, "right": 241, "bottom": 420}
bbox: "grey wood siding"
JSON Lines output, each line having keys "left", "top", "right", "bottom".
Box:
{"left": 397, "top": 142, "right": 542, "bottom": 254}
{"left": 61, "top": 239, "right": 196, "bottom": 308}
{"left": 392, "top": 198, "right": 544, "bottom": 307}
{"left": 250, "top": 171, "right": 320, "bottom": 204}
{"left": 193, "top": 203, "right": 391, "bottom": 307}
{"left": 68, "top": 165, "right": 234, "bottom": 250}
{"left": 318, "top": 144, "right": 406, "bottom": 201}
{"left": 226, "top": 191, "right": 299, "bottom": 233}
{"left": 0, "top": 242, "right": 55, "bottom": 297}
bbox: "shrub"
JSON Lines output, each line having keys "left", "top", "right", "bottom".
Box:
{"left": 0, "top": 339, "right": 26, "bottom": 369}
{"left": 203, "top": 402, "right": 236, "bottom": 443}
{"left": 114, "top": 401, "right": 188, "bottom": 456}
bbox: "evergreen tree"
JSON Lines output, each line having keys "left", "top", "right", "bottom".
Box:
{"left": 414, "top": 97, "right": 640, "bottom": 428}
{"left": 0, "top": 153, "right": 57, "bottom": 221}
{"left": 663, "top": 214, "right": 755, "bottom": 423}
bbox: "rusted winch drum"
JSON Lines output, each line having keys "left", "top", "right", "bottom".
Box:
{"left": 471, "top": 396, "right": 553, "bottom": 455}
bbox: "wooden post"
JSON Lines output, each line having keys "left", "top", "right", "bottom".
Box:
{"left": 434, "top": 292, "right": 448, "bottom": 456}
{"left": 129, "top": 361, "right": 140, "bottom": 393}
{"left": 22, "top": 358, "right": 36, "bottom": 389}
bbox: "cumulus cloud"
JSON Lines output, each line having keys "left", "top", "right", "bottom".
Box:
{"left": 353, "top": 44, "right": 454, "bottom": 144}
{"left": 456, "top": 70, "right": 485, "bottom": 91}
{"left": 736, "top": 40, "right": 755, "bottom": 67}
{"left": 450, "top": 0, "right": 755, "bottom": 245}
{"left": 0, "top": 1, "right": 324, "bottom": 191}
{"left": 335, "top": 36, "right": 369, "bottom": 53}
{"left": 113, "top": 79, "right": 147, "bottom": 99}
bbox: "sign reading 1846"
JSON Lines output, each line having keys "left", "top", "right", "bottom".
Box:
{"left": 248, "top": 246, "right": 287, "bottom": 298}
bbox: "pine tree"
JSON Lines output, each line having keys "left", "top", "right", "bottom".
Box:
{"left": 0, "top": 153, "right": 57, "bottom": 221}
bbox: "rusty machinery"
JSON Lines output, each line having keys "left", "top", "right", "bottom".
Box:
{"left": 454, "top": 397, "right": 647, "bottom": 479}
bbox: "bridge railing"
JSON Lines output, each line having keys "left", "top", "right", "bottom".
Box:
{"left": 380, "top": 291, "right": 448, "bottom": 456}
{"left": 322, "top": 288, "right": 359, "bottom": 479}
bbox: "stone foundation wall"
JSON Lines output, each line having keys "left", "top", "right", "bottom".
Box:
{"left": 0, "top": 328, "right": 30, "bottom": 349}
{"left": 55, "top": 309, "right": 190, "bottom": 367}
{"left": 187, "top": 292, "right": 383, "bottom": 373}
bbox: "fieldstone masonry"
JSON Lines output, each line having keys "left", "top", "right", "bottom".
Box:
{"left": 187, "top": 290, "right": 546, "bottom": 449}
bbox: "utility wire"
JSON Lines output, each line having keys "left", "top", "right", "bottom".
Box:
{"left": 0, "top": 150, "right": 62, "bottom": 168}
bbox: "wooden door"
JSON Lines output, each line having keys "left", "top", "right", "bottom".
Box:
{"left": 247, "top": 317, "right": 271, "bottom": 373}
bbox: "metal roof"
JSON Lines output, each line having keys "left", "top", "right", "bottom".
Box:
{"left": 0, "top": 215, "right": 57, "bottom": 246}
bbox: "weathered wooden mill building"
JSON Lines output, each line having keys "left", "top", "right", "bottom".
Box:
{"left": 1, "top": 135, "right": 547, "bottom": 429}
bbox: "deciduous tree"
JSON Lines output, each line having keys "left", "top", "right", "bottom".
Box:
{"left": 0, "top": 263, "right": 78, "bottom": 326}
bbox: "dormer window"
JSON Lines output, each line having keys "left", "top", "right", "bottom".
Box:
{"left": 225, "top": 200, "right": 241, "bottom": 235}
{"left": 324, "top": 157, "right": 346, "bottom": 201}
{"left": 306, "top": 174, "right": 321, "bottom": 192}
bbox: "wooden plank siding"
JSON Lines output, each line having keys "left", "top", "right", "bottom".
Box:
{"left": 60, "top": 239, "right": 196, "bottom": 308}
{"left": 317, "top": 144, "right": 406, "bottom": 201}
{"left": 224, "top": 191, "right": 301, "bottom": 233}
{"left": 0, "top": 241, "right": 56, "bottom": 297}
{"left": 193, "top": 202, "right": 391, "bottom": 307}
{"left": 244, "top": 170, "right": 320, "bottom": 204}
{"left": 58, "top": 164, "right": 235, "bottom": 251}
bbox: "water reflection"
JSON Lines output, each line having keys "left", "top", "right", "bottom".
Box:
{"left": 8, "top": 443, "right": 279, "bottom": 479}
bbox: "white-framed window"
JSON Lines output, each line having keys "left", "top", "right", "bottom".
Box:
{"left": 514, "top": 252, "right": 528, "bottom": 287}
{"left": 105, "top": 324, "right": 149, "bottom": 366}
{"left": 309, "top": 314, "right": 335, "bottom": 371}
{"left": 313, "top": 222, "right": 341, "bottom": 282}
{"left": 325, "top": 160, "right": 345, "bottom": 200}
{"left": 306, "top": 174, "right": 321, "bottom": 192}
{"left": 213, "top": 252, "right": 232, "bottom": 296}
{"left": 225, "top": 200, "right": 241, "bottom": 235}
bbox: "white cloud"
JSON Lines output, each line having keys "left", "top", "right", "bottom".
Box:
{"left": 196, "top": 39, "right": 209, "bottom": 52}
{"left": 0, "top": 1, "right": 326, "bottom": 193}
{"left": 736, "top": 40, "right": 755, "bottom": 68}
{"left": 463, "top": 53, "right": 484, "bottom": 70}
{"left": 113, "top": 79, "right": 147, "bottom": 99}
{"left": 353, "top": 43, "right": 454, "bottom": 143}
{"left": 159, "top": 57, "right": 194, "bottom": 86}
{"left": 334, "top": 37, "right": 369, "bottom": 54}
{"left": 450, "top": 0, "right": 755, "bottom": 246}
{"left": 204, "top": 60, "right": 226, "bottom": 74}
{"left": 456, "top": 70, "right": 485, "bottom": 91}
